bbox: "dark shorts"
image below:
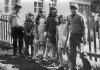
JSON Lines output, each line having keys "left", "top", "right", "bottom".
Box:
{"left": 24, "top": 34, "right": 34, "bottom": 44}
{"left": 47, "top": 31, "right": 56, "bottom": 46}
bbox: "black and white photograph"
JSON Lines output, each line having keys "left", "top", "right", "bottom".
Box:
{"left": 0, "top": 0, "right": 100, "bottom": 70}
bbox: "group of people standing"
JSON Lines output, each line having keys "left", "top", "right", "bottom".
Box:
{"left": 9, "top": 3, "right": 87, "bottom": 70}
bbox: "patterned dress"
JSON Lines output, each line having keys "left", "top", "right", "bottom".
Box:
{"left": 57, "top": 23, "right": 68, "bottom": 48}
{"left": 38, "top": 18, "right": 46, "bottom": 41}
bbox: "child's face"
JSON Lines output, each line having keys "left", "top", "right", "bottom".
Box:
{"left": 60, "top": 17, "right": 66, "bottom": 24}
{"left": 51, "top": 9, "right": 56, "bottom": 15}
{"left": 39, "top": 13, "right": 45, "bottom": 18}
{"left": 71, "top": 8, "right": 76, "bottom": 14}
{"left": 28, "top": 16, "right": 33, "bottom": 20}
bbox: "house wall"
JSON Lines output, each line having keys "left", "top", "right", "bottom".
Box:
{"left": 20, "top": 0, "right": 34, "bottom": 20}
{"left": 43, "top": 0, "right": 51, "bottom": 17}
{"left": 57, "top": 0, "right": 91, "bottom": 17}
{"left": 0, "top": 0, "right": 4, "bottom": 15}
{"left": 0, "top": 0, "right": 92, "bottom": 18}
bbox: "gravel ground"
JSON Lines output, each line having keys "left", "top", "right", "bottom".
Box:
{"left": 0, "top": 49, "right": 41, "bottom": 70}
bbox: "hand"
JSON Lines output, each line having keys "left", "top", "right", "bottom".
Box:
{"left": 82, "top": 36, "right": 86, "bottom": 45}
{"left": 36, "top": 33, "right": 39, "bottom": 39}
{"left": 28, "top": 33, "right": 31, "bottom": 36}
{"left": 20, "top": 26, "right": 24, "bottom": 30}
{"left": 46, "top": 31, "right": 50, "bottom": 38}
{"left": 26, "top": 32, "right": 28, "bottom": 36}
{"left": 44, "top": 32, "right": 46, "bottom": 36}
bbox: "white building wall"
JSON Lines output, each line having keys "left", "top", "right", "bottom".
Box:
{"left": 20, "top": 0, "right": 50, "bottom": 19}
{"left": 20, "top": 0, "right": 34, "bottom": 20}
{"left": 57, "top": 0, "right": 71, "bottom": 17}
{"left": 0, "top": 0, "right": 92, "bottom": 18}
{"left": 43, "top": 0, "right": 50, "bottom": 17}
{"left": 0, "top": 0, "right": 4, "bottom": 15}
{"left": 57, "top": 0, "right": 91, "bottom": 17}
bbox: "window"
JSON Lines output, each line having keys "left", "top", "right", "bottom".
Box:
{"left": 38, "top": 2, "right": 43, "bottom": 7}
{"left": 5, "top": 0, "right": 9, "bottom": 5}
{"left": 11, "top": 0, "right": 15, "bottom": 6}
{"left": 11, "top": 0, "right": 21, "bottom": 11}
{"left": 34, "top": 2, "right": 37, "bottom": 7}
{"left": 49, "top": 0, "right": 56, "bottom": 7}
{"left": 12, "top": 7, "right": 14, "bottom": 11}
{"left": 34, "top": 8, "right": 37, "bottom": 13}
{"left": 5, "top": 6, "right": 9, "bottom": 13}
{"left": 38, "top": 8, "right": 42, "bottom": 12}
{"left": 4, "top": 0, "right": 9, "bottom": 13}
{"left": 34, "top": 0, "right": 43, "bottom": 13}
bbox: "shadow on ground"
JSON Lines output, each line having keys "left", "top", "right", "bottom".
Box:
{"left": 0, "top": 54, "right": 41, "bottom": 70}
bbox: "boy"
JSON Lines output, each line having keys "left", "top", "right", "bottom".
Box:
{"left": 24, "top": 13, "right": 34, "bottom": 59}
{"left": 67, "top": 4, "right": 86, "bottom": 70}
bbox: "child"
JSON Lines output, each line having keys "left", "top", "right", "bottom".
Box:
{"left": 33, "top": 10, "right": 46, "bottom": 59}
{"left": 24, "top": 13, "right": 34, "bottom": 58}
{"left": 57, "top": 15, "right": 69, "bottom": 68}
{"left": 45, "top": 7, "right": 58, "bottom": 60}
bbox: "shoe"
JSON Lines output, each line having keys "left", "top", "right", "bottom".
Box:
{"left": 57, "top": 65, "right": 64, "bottom": 68}
{"left": 51, "top": 57, "right": 57, "bottom": 60}
{"left": 13, "top": 53, "right": 17, "bottom": 56}
{"left": 71, "top": 67, "right": 77, "bottom": 70}
{"left": 30, "top": 57, "right": 36, "bottom": 62}
{"left": 57, "top": 67, "right": 64, "bottom": 70}
{"left": 19, "top": 52, "right": 24, "bottom": 56}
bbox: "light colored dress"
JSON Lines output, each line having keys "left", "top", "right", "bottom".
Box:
{"left": 57, "top": 23, "right": 67, "bottom": 48}
{"left": 38, "top": 18, "right": 46, "bottom": 41}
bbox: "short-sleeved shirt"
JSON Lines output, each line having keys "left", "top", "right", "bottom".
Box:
{"left": 9, "top": 12, "right": 24, "bottom": 27}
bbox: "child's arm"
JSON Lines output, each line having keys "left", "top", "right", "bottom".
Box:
{"left": 28, "top": 22, "right": 34, "bottom": 35}
{"left": 24, "top": 21, "right": 28, "bottom": 35}
{"left": 56, "top": 26, "right": 59, "bottom": 47}
{"left": 34, "top": 18, "right": 39, "bottom": 39}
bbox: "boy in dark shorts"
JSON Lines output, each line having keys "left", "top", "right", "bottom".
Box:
{"left": 24, "top": 13, "right": 35, "bottom": 58}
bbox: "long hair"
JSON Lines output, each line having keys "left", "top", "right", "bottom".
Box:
{"left": 36, "top": 13, "right": 40, "bottom": 25}
{"left": 58, "top": 15, "right": 63, "bottom": 25}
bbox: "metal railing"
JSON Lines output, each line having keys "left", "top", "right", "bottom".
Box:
{"left": 0, "top": 15, "right": 12, "bottom": 44}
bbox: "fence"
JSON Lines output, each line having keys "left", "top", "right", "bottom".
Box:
{"left": 78, "top": 16, "right": 100, "bottom": 62}
{"left": 0, "top": 15, "right": 12, "bottom": 44}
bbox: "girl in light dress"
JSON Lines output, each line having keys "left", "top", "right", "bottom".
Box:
{"left": 57, "top": 15, "right": 69, "bottom": 68}
{"left": 33, "top": 11, "right": 46, "bottom": 59}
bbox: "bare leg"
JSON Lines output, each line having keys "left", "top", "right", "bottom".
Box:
{"left": 31, "top": 44, "right": 34, "bottom": 58}
{"left": 33, "top": 41, "right": 39, "bottom": 59}
{"left": 41, "top": 41, "right": 46, "bottom": 56}
{"left": 64, "top": 47, "right": 70, "bottom": 69}
{"left": 58, "top": 47, "right": 64, "bottom": 67}
{"left": 51, "top": 43, "right": 57, "bottom": 59}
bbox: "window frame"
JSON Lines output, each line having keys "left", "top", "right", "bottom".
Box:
{"left": 4, "top": 0, "right": 9, "bottom": 13}
{"left": 34, "top": 0, "right": 43, "bottom": 13}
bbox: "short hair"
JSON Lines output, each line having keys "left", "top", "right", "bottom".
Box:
{"left": 39, "top": 9, "right": 44, "bottom": 13}
{"left": 28, "top": 13, "right": 33, "bottom": 16}
{"left": 70, "top": 3, "right": 79, "bottom": 10}
{"left": 14, "top": 3, "right": 22, "bottom": 10}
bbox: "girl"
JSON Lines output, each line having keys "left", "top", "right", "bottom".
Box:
{"left": 33, "top": 10, "right": 46, "bottom": 59}
{"left": 57, "top": 15, "right": 69, "bottom": 68}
